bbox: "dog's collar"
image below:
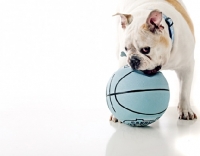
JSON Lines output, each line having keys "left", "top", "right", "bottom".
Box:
{"left": 162, "top": 14, "right": 174, "bottom": 43}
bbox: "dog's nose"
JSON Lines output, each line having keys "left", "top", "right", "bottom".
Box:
{"left": 129, "top": 56, "right": 140, "bottom": 69}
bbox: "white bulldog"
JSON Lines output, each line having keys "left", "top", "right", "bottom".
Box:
{"left": 110, "top": 0, "right": 197, "bottom": 121}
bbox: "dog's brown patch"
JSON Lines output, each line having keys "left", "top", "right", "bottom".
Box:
{"left": 160, "top": 35, "right": 169, "bottom": 47}
{"left": 141, "top": 23, "right": 148, "bottom": 30}
{"left": 166, "top": 0, "right": 194, "bottom": 36}
{"left": 141, "top": 24, "right": 169, "bottom": 47}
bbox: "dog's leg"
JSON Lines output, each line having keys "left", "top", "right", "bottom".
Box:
{"left": 110, "top": 115, "right": 118, "bottom": 122}
{"left": 175, "top": 63, "right": 197, "bottom": 120}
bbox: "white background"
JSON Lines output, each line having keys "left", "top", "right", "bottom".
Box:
{"left": 0, "top": 0, "right": 199, "bottom": 111}
{"left": 0, "top": 0, "right": 118, "bottom": 111}
{"left": 0, "top": 0, "right": 200, "bottom": 156}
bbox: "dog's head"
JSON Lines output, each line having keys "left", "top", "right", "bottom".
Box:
{"left": 115, "top": 10, "right": 172, "bottom": 75}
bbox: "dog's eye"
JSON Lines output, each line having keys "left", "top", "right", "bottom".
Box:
{"left": 125, "top": 47, "right": 128, "bottom": 51}
{"left": 140, "top": 47, "right": 150, "bottom": 54}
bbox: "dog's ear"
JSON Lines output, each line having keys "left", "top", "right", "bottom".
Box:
{"left": 146, "top": 10, "right": 164, "bottom": 33}
{"left": 113, "top": 13, "right": 133, "bottom": 29}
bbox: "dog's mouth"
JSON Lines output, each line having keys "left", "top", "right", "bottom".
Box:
{"left": 142, "top": 66, "right": 162, "bottom": 75}
{"left": 128, "top": 56, "right": 162, "bottom": 75}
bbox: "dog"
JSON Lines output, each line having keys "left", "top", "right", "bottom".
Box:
{"left": 110, "top": 0, "right": 197, "bottom": 122}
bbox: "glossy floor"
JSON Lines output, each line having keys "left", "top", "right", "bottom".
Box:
{"left": 0, "top": 106, "right": 200, "bottom": 156}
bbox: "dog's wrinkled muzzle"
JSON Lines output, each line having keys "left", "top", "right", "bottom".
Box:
{"left": 129, "top": 55, "right": 162, "bottom": 75}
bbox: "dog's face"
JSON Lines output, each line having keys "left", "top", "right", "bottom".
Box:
{"left": 116, "top": 10, "right": 172, "bottom": 74}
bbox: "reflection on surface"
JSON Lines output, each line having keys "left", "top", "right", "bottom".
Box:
{"left": 106, "top": 107, "right": 200, "bottom": 156}
{"left": 175, "top": 119, "right": 199, "bottom": 156}
{"left": 106, "top": 124, "right": 172, "bottom": 156}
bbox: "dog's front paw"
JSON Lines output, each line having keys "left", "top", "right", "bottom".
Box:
{"left": 109, "top": 115, "right": 120, "bottom": 123}
{"left": 178, "top": 105, "right": 197, "bottom": 120}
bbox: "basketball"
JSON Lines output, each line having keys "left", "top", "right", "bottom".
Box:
{"left": 106, "top": 65, "right": 170, "bottom": 127}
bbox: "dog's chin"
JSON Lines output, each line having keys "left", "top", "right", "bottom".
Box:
{"left": 142, "top": 66, "right": 162, "bottom": 75}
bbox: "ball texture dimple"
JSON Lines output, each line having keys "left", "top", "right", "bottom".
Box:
{"left": 106, "top": 66, "right": 170, "bottom": 127}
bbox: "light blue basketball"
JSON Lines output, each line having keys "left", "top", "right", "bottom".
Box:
{"left": 106, "top": 65, "right": 170, "bottom": 127}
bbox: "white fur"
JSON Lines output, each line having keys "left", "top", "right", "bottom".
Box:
{"left": 111, "top": 0, "right": 196, "bottom": 120}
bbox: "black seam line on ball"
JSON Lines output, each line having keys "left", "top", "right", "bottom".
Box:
{"left": 108, "top": 74, "right": 116, "bottom": 112}
{"left": 106, "top": 88, "right": 169, "bottom": 96}
{"left": 115, "top": 94, "right": 167, "bottom": 115}
{"left": 114, "top": 71, "right": 135, "bottom": 94}
{"left": 106, "top": 76, "right": 110, "bottom": 110}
